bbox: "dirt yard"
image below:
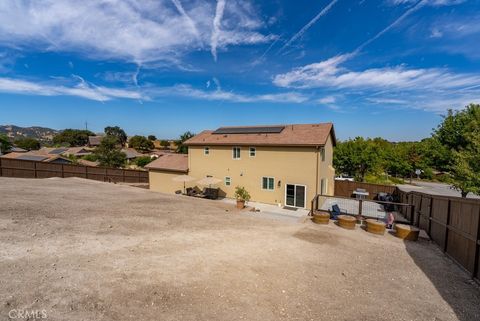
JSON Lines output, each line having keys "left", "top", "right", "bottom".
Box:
{"left": 1, "top": 177, "right": 479, "bottom": 321}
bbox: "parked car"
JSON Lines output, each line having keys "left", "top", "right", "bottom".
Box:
{"left": 335, "top": 174, "right": 354, "bottom": 181}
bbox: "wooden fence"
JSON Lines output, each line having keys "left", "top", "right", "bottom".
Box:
{"left": 333, "top": 180, "right": 479, "bottom": 281}
{"left": 0, "top": 158, "right": 149, "bottom": 184}
{"left": 334, "top": 180, "right": 396, "bottom": 200}
{"left": 395, "top": 189, "right": 480, "bottom": 281}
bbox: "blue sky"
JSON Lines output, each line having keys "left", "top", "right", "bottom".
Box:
{"left": 0, "top": 0, "right": 479, "bottom": 141}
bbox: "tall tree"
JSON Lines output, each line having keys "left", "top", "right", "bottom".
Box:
{"left": 14, "top": 137, "right": 41, "bottom": 151}
{"left": 104, "top": 126, "right": 128, "bottom": 147}
{"left": 176, "top": 131, "right": 195, "bottom": 154}
{"left": 53, "top": 129, "right": 94, "bottom": 147}
{"left": 128, "top": 135, "right": 154, "bottom": 152}
{"left": 147, "top": 135, "right": 157, "bottom": 141}
{"left": 94, "top": 136, "right": 127, "bottom": 168}
{"left": 0, "top": 134, "right": 12, "bottom": 154}
{"left": 333, "top": 137, "right": 381, "bottom": 181}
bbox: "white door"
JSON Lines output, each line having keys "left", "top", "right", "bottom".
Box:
{"left": 285, "top": 184, "right": 306, "bottom": 208}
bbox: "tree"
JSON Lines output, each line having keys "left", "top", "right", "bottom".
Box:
{"left": 53, "top": 129, "right": 94, "bottom": 147}
{"left": 333, "top": 137, "right": 381, "bottom": 181}
{"left": 128, "top": 135, "right": 154, "bottom": 152}
{"left": 14, "top": 137, "right": 40, "bottom": 151}
{"left": 147, "top": 135, "right": 157, "bottom": 141}
{"left": 160, "top": 140, "right": 170, "bottom": 149}
{"left": 94, "top": 136, "right": 127, "bottom": 168}
{"left": 104, "top": 126, "right": 127, "bottom": 147}
{"left": 135, "top": 156, "right": 154, "bottom": 167}
{"left": 176, "top": 131, "right": 195, "bottom": 154}
{"left": 450, "top": 135, "right": 480, "bottom": 197}
{"left": 433, "top": 104, "right": 480, "bottom": 196}
{"left": 0, "top": 134, "right": 12, "bottom": 153}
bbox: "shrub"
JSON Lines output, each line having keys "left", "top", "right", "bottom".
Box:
{"left": 234, "top": 186, "right": 251, "bottom": 202}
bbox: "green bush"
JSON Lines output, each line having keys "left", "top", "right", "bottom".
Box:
{"left": 135, "top": 156, "right": 153, "bottom": 167}
{"left": 234, "top": 186, "right": 251, "bottom": 202}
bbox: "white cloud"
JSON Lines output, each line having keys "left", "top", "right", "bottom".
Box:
{"left": 317, "top": 96, "right": 337, "bottom": 104}
{"left": 0, "top": 0, "right": 273, "bottom": 63}
{"left": 0, "top": 77, "right": 142, "bottom": 101}
{"left": 0, "top": 75, "right": 307, "bottom": 104}
{"left": 211, "top": 0, "right": 226, "bottom": 62}
{"left": 387, "top": 0, "right": 465, "bottom": 6}
{"left": 273, "top": 54, "right": 480, "bottom": 111}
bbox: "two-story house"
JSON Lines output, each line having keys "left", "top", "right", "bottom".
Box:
{"left": 147, "top": 123, "right": 336, "bottom": 209}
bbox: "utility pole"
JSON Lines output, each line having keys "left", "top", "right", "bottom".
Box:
{"left": 85, "top": 121, "right": 88, "bottom": 131}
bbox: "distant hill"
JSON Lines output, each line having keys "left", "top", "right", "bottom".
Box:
{"left": 0, "top": 125, "right": 59, "bottom": 142}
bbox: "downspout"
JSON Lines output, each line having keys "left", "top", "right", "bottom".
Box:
{"left": 315, "top": 146, "right": 319, "bottom": 196}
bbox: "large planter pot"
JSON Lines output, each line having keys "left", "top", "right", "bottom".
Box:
{"left": 236, "top": 199, "right": 245, "bottom": 209}
{"left": 366, "top": 219, "right": 386, "bottom": 235}
{"left": 337, "top": 215, "right": 356, "bottom": 230}
{"left": 395, "top": 224, "right": 420, "bottom": 241}
{"left": 312, "top": 211, "right": 330, "bottom": 224}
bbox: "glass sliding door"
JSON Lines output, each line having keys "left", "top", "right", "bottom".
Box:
{"left": 285, "top": 184, "right": 306, "bottom": 208}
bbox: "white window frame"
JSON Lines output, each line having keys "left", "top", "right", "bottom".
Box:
{"left": 204, "top": 147, "right": 210, "bottom": 155}
{"left": 225, "top": 176, "right": 231, "bottom": 186}
{"left": 261, "top": 176, "right": 275, "bottom": 191}
{"left": 249, "top": 147, "right": 256, "bottom": 157}
{"left": 232, "top": 147, "right": 241, "bottom": 160}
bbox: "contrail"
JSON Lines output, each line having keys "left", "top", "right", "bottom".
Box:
{"left": 351, "top": 0, "right": 427, "bottom": 56}
{"left": 171, "top": 0, "right": 201, "bottom": 40}
{"left": 278, "top": 0, "right": 339, "bottom": 54}
{"left": 211, "top": 0, "right": 226, "bottom": 62}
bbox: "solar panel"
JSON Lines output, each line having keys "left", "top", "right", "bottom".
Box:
{"left": 213, "top": 126, "right": 285, "bottom": 134}
{"left": 17, "top": 155, "right": 48, "bottom": 161}
{"left": 49, "top": 148, "right": 68, "bottom": 155}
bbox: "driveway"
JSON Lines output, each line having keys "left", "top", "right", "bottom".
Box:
{"left": 398, "top": 180, "right": 480, "bottom": 199}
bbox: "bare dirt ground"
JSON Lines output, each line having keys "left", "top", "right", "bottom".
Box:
{"left": 1, "top": 177, "right": 479, "bottom": 321}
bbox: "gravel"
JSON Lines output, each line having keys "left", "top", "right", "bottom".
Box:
{"left": 0, "top": 177, "right": 479, "bottom": 321}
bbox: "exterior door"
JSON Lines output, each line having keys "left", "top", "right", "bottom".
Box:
{"left": 285, "top": 184, "right": 306, "bottom": 208}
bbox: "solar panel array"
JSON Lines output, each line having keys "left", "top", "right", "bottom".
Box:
{"left": 49, "top": 148, "right": 68, "bottom": 155}
{"left": 17, "top": 155, "right": 48, "bottom": 161}
{"left": 213, "top": 126, "right": 285, "bottom": 135}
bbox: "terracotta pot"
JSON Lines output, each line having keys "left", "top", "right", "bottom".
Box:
{"left": 312, "top": 211, "right": 330, "bottom": 224}
{"left": 236, "top": 199, "right": 245, "bottom": 209}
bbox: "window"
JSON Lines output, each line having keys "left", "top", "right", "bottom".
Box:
{"left": 204, "top": 147, "right": 210, "bottom": 155}
{"left": 232, "top": 147, "right": 241, "bottom": 159}
{"left": 262, "top": 177, "right": 274, "bottom": 190}
{"left": 249, "top": 147, "right": 256, "bottom": 157}
{"left": 225, "top": 177, "right": 231, "bottom": 186}
{"left": 320, "top": 147, "right": 325, "bottom": 161}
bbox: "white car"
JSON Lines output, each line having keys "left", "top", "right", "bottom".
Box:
{"left": 335, "top": 175, "right": 354, "bottom": 181}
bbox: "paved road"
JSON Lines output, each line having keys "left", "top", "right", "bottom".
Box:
{"left": 398, "top": 180, "right": 480, "bottom": 199}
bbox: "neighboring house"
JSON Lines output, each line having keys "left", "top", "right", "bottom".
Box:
{"left": 88, "top": 136, "right": 102, "bottom": 147}
{"left": 62, "top": 147, "right": 92, "bottom": 157}
{"left": 10, "top": 147, "right": 28, "bottom": 153}
{"left": 122, "top": 148, "right": 144, "bottom": 161}
{"left": 0, "top": 147, "right": 99, "bottom": 166}
{"left": 147, "top": 123, "right": 336, "bottom": 209}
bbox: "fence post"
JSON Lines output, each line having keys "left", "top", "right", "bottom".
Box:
{"left": 428, "top": 197, "right": 433, "bottom": 235}
{"left": 443, "top": 199, "right": 451, "bottom": 253}
{"left": 61, "top": 164, "right": 64, "bottom": 178}
{"left": 34, "top": 161, "right": 37, "bottom": 179}
{"left": 0, "top": 158, "right": 2, "bottom": 177}
{"left": 473, "top": 207, "right": 480, "bottom": 279}
{"left": 358, "top": 199, "right": 363, "bottom": 217}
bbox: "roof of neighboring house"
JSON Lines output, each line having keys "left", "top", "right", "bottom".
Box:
{"left": 88, "top": 136, "right": 102, "bottom": 146}
{"left": 184, "top": 123, "right": 336, "bottom": 147}
{"left": 77, "top": 159, "right": 99, "bottom": 167}
{"left": 121, "top": 148, "right": 144, "bottom": 159}
{"left": 62, "top": 147, "right": 92, "bottom": 156}
{"left": 10, "top": 147, "right": 28, "bottom": 153}
{"left": 145, "top": 153, "right": 188, "bottom": 172}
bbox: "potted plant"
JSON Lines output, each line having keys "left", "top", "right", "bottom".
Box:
{"left": 234, "top": 186, "right": 251, "bottom": 209}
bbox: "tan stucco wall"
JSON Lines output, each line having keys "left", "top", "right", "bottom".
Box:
{"left": 149, "top": 170, "right": 186, "bottom": 194}
{"left": 186, "top": 135, "right": 335, "bottom": 208}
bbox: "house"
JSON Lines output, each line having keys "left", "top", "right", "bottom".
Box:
{"left": 147, "top": 123, "right": 336, "bottom": 209}
{"left": 0, "top": 147, "right": 99, "bottom": 166}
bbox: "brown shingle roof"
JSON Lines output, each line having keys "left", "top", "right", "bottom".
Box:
{"left": 145, "top": 154, "right": 188, "bottom": 172}
{"left": 184, "top": 123, "right": 335, "bottom": 147}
